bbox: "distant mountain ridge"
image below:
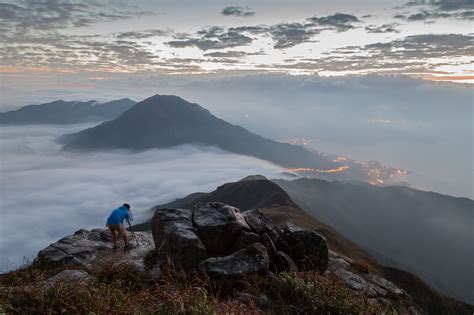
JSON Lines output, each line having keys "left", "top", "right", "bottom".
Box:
{"left": 60, "top": 94, "right": 348, "bottom": 172}
{"left": 272, "top": 177, "right": 474, "bottom": 304}
{"left": 0, "top": 98, "right": 136, "bottom": 125}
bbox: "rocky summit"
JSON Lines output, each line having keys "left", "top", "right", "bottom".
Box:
{"left": 150, "top": 202, "right": 328, "bottom": 278}
{"left": 27, "top": 201, "right": 439, "bottom": 314}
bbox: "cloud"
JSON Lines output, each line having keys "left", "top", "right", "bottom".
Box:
{"left": 399, "top": 0, "right": 474, "bottom": 21}
{"left": 405, "top": 0, "right": 474, "bottom": 11}
{"left": 269, "top": 23, "right": 320, "bottom": 49}
{"left": 0, "top": 124, "right": 286, "bottom": 269}
{"left": 166, "top": 13, "right": 360, "bottom": 51}
{"left": 203, "top": 50, "right": 263, "bottom": 58}
{"left": 115, "top": 29, "right": 170, "bottom": 40}
{"left": 0, "top": 0, "right": 151, "bottom": 33}
{"left": 307, "top": 13, "right": 360, "bottom": 32}
{"left": 167, "top": 26, "right": 254, "bottom": 50}
{"left": 221, "top": 6, "right": 255, "bottom": 17}
{"left": 313, "top": 33, "right": 474, "bottom": 73}
{"left": 365, "top": 23, "right": 400, "bottom": 33}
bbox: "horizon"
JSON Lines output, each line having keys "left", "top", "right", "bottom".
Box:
{"left": 1, "top": 0, "right": 473, "bottom": 108}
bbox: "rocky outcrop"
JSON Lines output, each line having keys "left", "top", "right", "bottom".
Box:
{"left": 36, "top": 228, "right": 154, "bottom": 271}
{"left": 325, "top": 250, "right": 419, "bottom": 314}
{"left": 151, "top": 208, "right": 207, "bottom": 272}
{"left": 279, "top": 227, "right": 329, "bottom": 272}
{"left": 150, "top": 202, "right": 329, "bottom": 280}
{"left": 193, "top": 202, "right": 250, "bottom": 256}
{"left": 199, "top": 243, "right": 270, "bottom": 279}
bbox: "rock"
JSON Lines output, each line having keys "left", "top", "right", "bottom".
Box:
{"left": 257, "top": 294, "right": 273, "bottom": 310}
{"left": 273, "top": 251, "right": 298, "bottom": 272}
{"left": 147, "top": 265, "right": 162, "bottom": 282}
{"left": 36, "top": 228, "right": 154, "bottom": 271}
{"left": 243, "top": 209, "right": 282, "bottom": 243}
{"left": 280, "top": 229, "right": 328, "bottom": 272}
{"left": 42, "top": 270, "right": 92, "bottom": 288}
{"left": 282, "top": 222, "right": 304, "bottom": 234}
{"left": 193, "top": 202, "right": 250, "bottom": 256}
{"left": 326, "top": 251, "right": 405, "bottom": 299}
{"left": 364, "top": 274, "right": 406, "bottom": 296}
{"left": 259, "top": 233, "right": 277, "bottom": 258}
{"left": 327, "top": 250, "right": 352, "bottom": 272}
{"left": 199, "top": 243, "right": 270, "bottom": 279}
{"left": 233, "top": 231, "right": 261, "bottom": 251}
{"left": 152, "top": 208, "right": 207, "bottom": 272}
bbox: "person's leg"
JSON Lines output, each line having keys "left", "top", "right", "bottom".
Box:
{"left": 108, "top": 225, "right": 118, "bottom": 249}
{"left": 120, "top": 225, "right": 129, "bottom": 247}
{"left": 123, "top": 230, "right": 129, "bottom": 247}
{"left": 117, "top": 224, "right": 129, "bottom": 248}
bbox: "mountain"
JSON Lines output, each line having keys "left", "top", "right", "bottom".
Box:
{"left": 0, "top": 98, "right": 136, "bottom": 125}
{"left": 60, "top": 94, "right": 342, "bottom": 171}
{"left": 133, "top": 176, "right": 473, "bottom": 313}
{"left": 272, "top": 177, "right": 474, "bottom": 304}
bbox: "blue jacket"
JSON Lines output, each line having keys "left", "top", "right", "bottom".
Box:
{"left": 106, "top": 206, "right": 133, "bottom": 225}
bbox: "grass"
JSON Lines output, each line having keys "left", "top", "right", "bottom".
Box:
{"left": 0, "top": 259, "right": 393, "bottom": 315}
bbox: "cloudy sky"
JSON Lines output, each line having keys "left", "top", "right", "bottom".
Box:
{"left": 0, "top": 0, "right": 472, "bottom": 96}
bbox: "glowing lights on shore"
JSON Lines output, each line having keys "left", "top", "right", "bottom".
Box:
{"left": 288, "top": 165, "right": 350, "bottom": 173}
{"left": 333, "top": 156, "right": 347, "bottom": 162}
{"left": 281, "top": 138, "right": 311, "bottom": 146}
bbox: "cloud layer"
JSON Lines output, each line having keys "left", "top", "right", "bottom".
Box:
{"left": 1, "top": 0, "right": 471, "bottom": 79}
{"left": 221, "top": 6, "right": 255, "bottom": 17}
{"left": 0, "top": 124, "right": 286, "bottom": 269}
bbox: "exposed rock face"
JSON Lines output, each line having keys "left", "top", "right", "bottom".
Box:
{"left": 150, "top": 202, "right": 329, "bottom": 281}
{"left": 151, "top": 208, "right": 207, "bottom": 272}
{"left": 42, "top": 270, "right": 92, "bottom": 288}
{"left": 199, "top": 243, "right": 270, "bottom": 279}
{"left": 193, "top": 202, "right": 250, "bottom": 256}
{"left": 232, "top": 231, "right": 261, "bottom": 251}
{"left": 36, "top": 228, "right": 154, "bottom": 271}
{"left": 278, "top": 228, "right": 329, "bottom": 272}
{"left": 243, "top": 208, "right": 282, "bottom": 243}
{"left": 325, "top": 251, "right": 417, "bottom": 313}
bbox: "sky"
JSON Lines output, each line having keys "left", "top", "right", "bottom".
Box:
{"left": 0, "top": 0, "right": 473, "bottom": 97}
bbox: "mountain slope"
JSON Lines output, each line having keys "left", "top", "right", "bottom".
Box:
{"left": 0, "top": 98, "right": 136, "bottom": 124}
{"left": 273, "top": 177, "right": 474, "bottom": 304}
{"left": 61, "top": 94, "right": 338, "bottom": 170}
{"left": 132, "top": 176, "right": 473, "bottom": 313}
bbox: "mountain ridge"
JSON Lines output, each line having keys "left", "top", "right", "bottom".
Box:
{"left": 0, "top": 98, "right": 137, "bottom": 125}
{"left": 132, "top": 175, "right": 473, "bottom": 313}
{"left": 60, "top": 94, "right": 339, "bottom": 172}
{"left": 272, "top": 177, "right": 474, "bottom": 303}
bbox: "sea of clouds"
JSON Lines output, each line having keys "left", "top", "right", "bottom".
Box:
{"left": 0, "top": 124, "right": 287, "bottom": 269}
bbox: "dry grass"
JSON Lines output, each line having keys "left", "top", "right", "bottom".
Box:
{"left": 0, "top": 259, "right": 392, "bottom": 315}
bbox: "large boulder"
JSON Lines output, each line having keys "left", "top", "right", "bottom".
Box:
{"left": 279, "top": 228, "right": 329, "bottom": 272}
{"left": 193, "top": 202, "right": 251, "bottom": 256}
{"left": 199, "top": 243, "right": 270, "bottom": 279}
{"left": 243, "top": 209, "right": 282, "bottom": 243}
{"left": 152, "top": 208, "right": 207, "bottom": 272}
{"left": 36, "top": 228, "right": 154, "bottom": 271}
{"left": 232, "top": 231, "right": 261, "bottom": 252}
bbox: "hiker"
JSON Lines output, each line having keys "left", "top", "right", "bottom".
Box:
{"left": 106, "top": 203, "right": 134, "bottom": 249}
